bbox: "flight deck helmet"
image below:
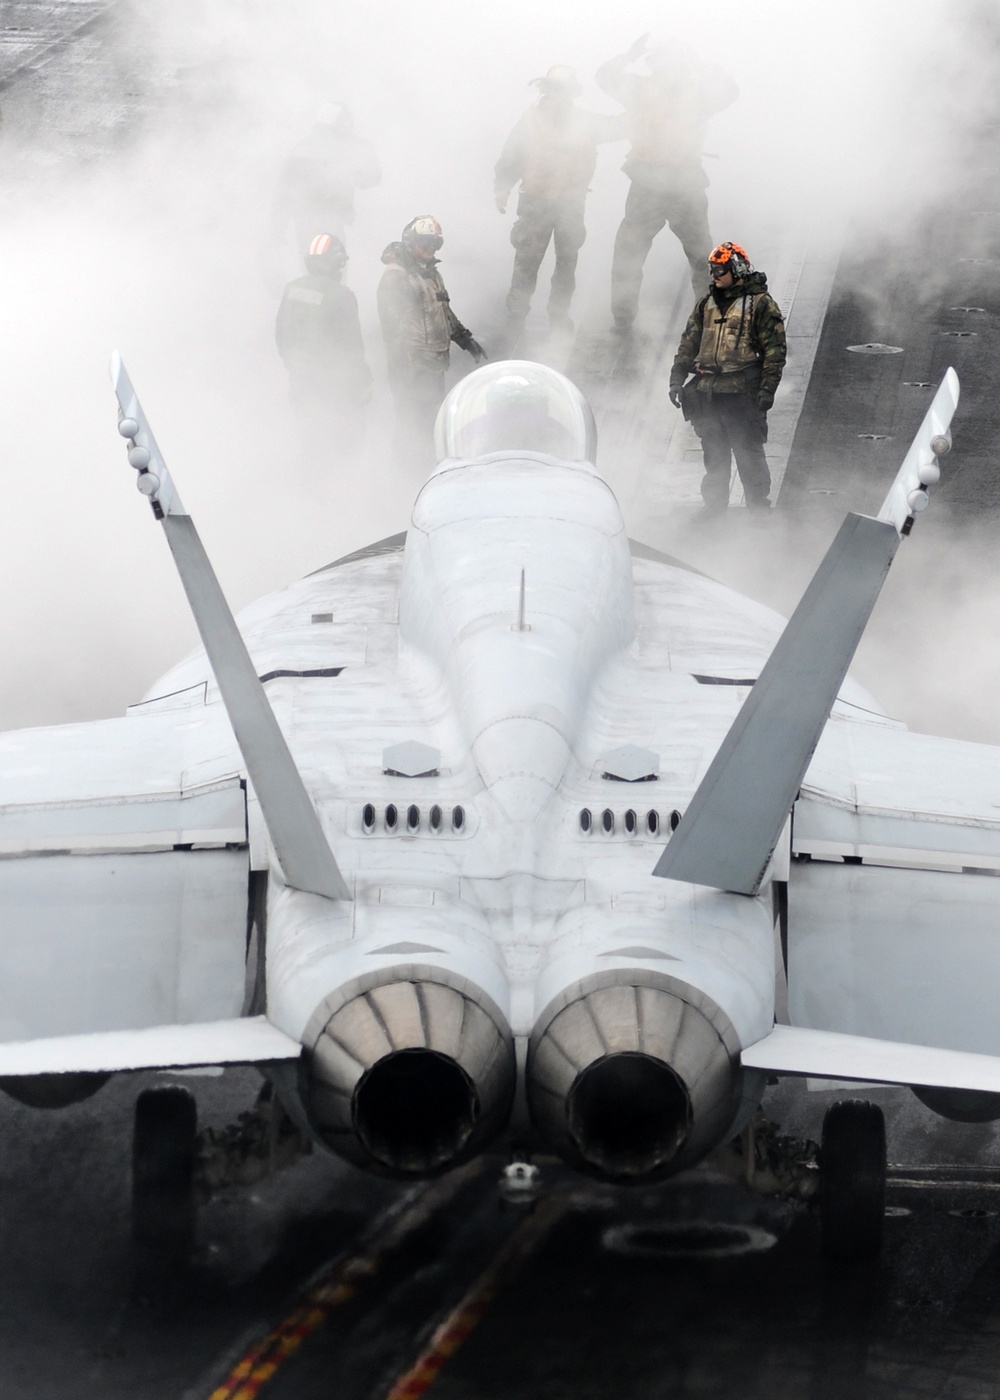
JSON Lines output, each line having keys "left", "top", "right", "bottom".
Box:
{"left": 708, "top": 241, "right": 754, "bottom": 281}
{"left": 645, "top": 41, "right": 696, "bottom": 75}
{"left": 316, "top": 101, "right": 352, "bottom": 132}
{"left": 402, "top": 215, "right": 444, "bottom": 255}
{"left": 532, "top": 65, "right": 582, "bottom": 97}
{"left": 305, "top": 232, "right": 348, "bottom": 274}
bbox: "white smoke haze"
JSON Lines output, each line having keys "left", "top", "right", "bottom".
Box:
{"left": 0, "top": 0, "right": 993, "bottom": 752}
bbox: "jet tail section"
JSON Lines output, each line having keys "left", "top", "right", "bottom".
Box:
{"left": 878, "top": 368, "right": 959, "bottom": 531}
{"left": 110, "top": 353, "right": 351, "bottom": 902}
{"left": 653, "top": 369, "right": 960, "bottom": 897}
{"left": 653, "top": 512, "right": 899, "bottom": 894}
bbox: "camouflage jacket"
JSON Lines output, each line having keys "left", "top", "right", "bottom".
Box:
{"left": 377, "top": 242, "right": 473, "bottom": 378}
{"left": 494, "top": 100, "right": 625, "bottom": 202}
{"left": 596, "top": 55, "right": 737, "bottom": 166}
{"left": 669, "top": 272, "right": 786, "bottom": 396}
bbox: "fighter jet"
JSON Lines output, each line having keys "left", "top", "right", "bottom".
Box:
{"left": 0, "top": 354, "right": 991, "bottom": 1262}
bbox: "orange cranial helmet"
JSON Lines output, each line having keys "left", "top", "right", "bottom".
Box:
{"left": 708, "top": 241, "right": 754, "bottom": 280}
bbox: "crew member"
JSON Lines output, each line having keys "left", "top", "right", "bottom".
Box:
{"left": 271, "top": 103, "right": 380, "bottom": 273}
{"left": 668, "top": 241, "right": 786, "bottom": 519}
{"left": 597, "top": 34, "right": 738, "bottom": 330}
{"left": 494, "top": 65, "right": 624, "bottom": 337}
{"left": 377, "top": 216, "right": 486, "bottom": 464}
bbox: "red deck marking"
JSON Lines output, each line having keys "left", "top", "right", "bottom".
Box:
{"left": 206, "top": 1164, "right": 483, "bottom": 1400}
{"left": 382, "top": 1195, "right": 569, "bottom": 1400}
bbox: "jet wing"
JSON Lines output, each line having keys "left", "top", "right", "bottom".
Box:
{"left": 743, "top": 1024, "right": 1000, "bottom": 1095}
{"left": 0, "top": 1016, "right": 301, "bottom": 1076}
{"left": 0, "top": 711, "right": 251, "bottom": 1045}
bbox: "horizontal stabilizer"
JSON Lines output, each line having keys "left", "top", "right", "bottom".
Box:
{"left": 109, "top": 354, "right": 351, "bottom": 901}
{"left": 0, "top": 1016, "right": 301, "bottom": 1077}
{"left": 742, "top": 1024, "right": 1000, "bottom": 1095}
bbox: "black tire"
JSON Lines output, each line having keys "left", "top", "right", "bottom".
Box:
{"left": 819, "top": 1098, "right": 886, "bottom": 1263}
{"left": 131, "top": 1086, "right": 198, "bottom": 1263}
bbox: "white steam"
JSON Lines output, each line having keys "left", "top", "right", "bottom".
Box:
{"left": 0, "top": 0, "right": 991, "bottom": 747}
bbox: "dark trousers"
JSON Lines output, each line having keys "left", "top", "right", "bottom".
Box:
{"left": 693, "top": 394, "right": 772, "bottom": 509}
{"left": 288, "top": 374, "right": 366, "bottom": 459}
{"left": 611, "top": 179, "right": 712, "bottom": 325}
{"left": 390, "top": 370, "right": 446, "bottom": 471}
{"left": 507, "top": 194, "right": 587, "bottom": 321}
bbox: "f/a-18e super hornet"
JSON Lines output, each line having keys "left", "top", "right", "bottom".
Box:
{"left": 0, "top": 354, "right": 988, "bottom": 1261}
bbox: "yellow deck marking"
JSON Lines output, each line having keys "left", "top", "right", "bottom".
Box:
{"left": 206, "top": 1161, "right": 484, "bottom": 1400}
{"left": 382, "top": 1194, "right": 571, "bottom": 1400}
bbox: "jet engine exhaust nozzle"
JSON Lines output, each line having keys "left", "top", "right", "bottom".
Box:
{"left": 306, "top": 975, "right": 515, "bottom": 1176}
{"left": 527, "top": 977, "right": 737, "bottom": 1180}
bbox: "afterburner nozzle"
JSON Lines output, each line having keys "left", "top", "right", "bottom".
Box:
{"left": 527, "top": 974, "right": 738, "bottom": 1180}
{"left": 305, "top": 973, "right": 515, "bottom": 1176}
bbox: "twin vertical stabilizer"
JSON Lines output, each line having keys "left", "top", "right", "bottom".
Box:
{"left": 654, "top": 370, "right": 961, "bottom": 896}
{"left": 110, "top": 354, "right": 351, "bottom": 903}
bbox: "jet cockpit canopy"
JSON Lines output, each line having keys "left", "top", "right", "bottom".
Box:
{"left": 433, "top": 360, "right": 597, "bottom": 465}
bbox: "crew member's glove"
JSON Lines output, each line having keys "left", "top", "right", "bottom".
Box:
{"left": 464, "top": 337, "right": 488, "bottom": 364}
{"left": 495, "top": 192, "right": 508, "bottom": 214}
{"left": 668, "top": 386, "right": 683, "bottom": 409}
{"left": 757, "top": 388, "right": 775, "bottom": 413}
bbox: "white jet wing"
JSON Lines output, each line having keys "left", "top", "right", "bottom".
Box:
{"left": 0, "top": 1016, "right": 301, "bottom": 1076}
{"left": 743, "top": 1023, "right": 1000, "bottom": 1095}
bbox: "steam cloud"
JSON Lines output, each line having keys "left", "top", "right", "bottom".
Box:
{"left": 0, "top": 0, "right": 991, "bottom": 745}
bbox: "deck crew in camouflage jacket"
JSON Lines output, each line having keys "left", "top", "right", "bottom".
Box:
{"left": 377, "top": 215, "right": 486, "bottom": 467}
{"left": 668, "top": 241, "right": 786, "bottom": 517}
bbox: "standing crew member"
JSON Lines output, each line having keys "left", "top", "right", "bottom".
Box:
{"left": 494, "top": 65, "right": 624, "bottom": 337}
{"left": 270, "top": 103, "right": 380, "bottom": 280}
{"left": 597, "top": 34, "right": 738, "bottom": 331}
{"left": 275, "top": 233, "right": 372, "bottom": 453}
{"left": 377, "top": 216, "right": 486, "bottom": 464}
{"left": 668, "top": 241, "right": 786, "bottom": 519}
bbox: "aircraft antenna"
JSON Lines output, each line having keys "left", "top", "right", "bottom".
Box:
{"left": 515, "top": 568, "right": 530, "bottom": 632}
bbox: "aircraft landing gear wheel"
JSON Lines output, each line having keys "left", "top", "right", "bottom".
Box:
{"left": 819, "top": 1098, "right": 886, "bottom": 1263}
{"left": 132, "top": 1086, "right": 198, "bottom": 1265}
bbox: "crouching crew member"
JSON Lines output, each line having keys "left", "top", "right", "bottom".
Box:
{"left": 668, "top": 241, "right": 786, "bottom": 519}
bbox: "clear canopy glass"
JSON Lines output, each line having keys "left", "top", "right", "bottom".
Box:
{"left": 434, "top": 360, "right": 597, "bottom": 464}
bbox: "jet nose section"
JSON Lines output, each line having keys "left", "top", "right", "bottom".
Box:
{"left": 307, "top": 975, "right": 515, "bottom": 1176}
{"left": 527, "top": 976, "right": 738, "bottom": 1180}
